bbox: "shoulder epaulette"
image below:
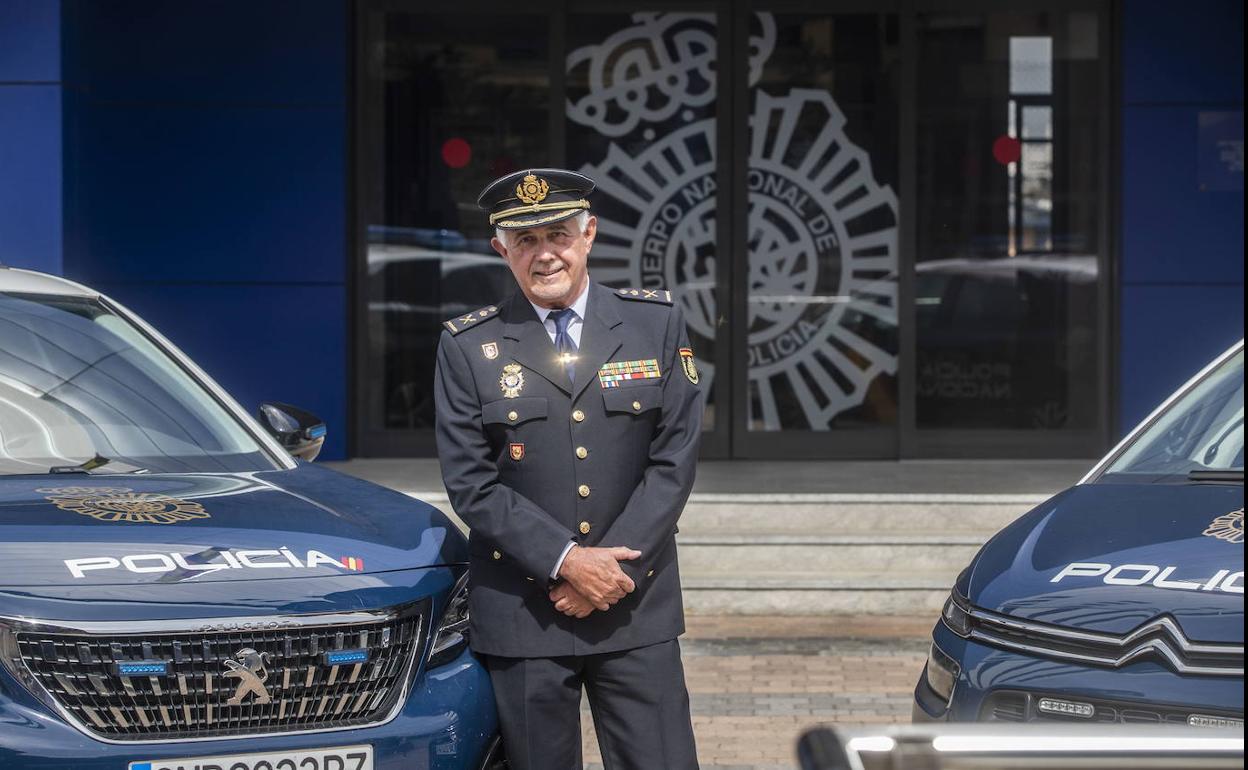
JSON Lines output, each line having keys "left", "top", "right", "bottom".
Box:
{"left": 614, "top": 287, "right": 673, "bottom": 305}
{"left": 442, "top": 304, "right": 501, "bottom": 335}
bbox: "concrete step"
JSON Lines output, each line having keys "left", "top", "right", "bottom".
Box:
{"left": 410, "top": 491, "right": 1043, "bottom": 537}
{"left": 676, "top": 534, "right": 984, "bottom": 574}
{"left": 680, "top": 569, "right": 958, "bottom": 615}
{"left": 407, "top": 490, "right": 1046, "bottom": 616}
{"left": 681, "top": 579, "right": 950, "bottom": 615}
{"left": 677, "top": 494, "right": 1041, "bottom": 536}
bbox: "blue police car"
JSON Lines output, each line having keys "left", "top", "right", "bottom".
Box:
{"left": 915, "top": 340, "right": 1244, "bottom": 726}
{"left": 0, "top": 266, "right": 503, "bottom": 769}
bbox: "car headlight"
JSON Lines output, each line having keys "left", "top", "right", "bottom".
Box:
{"left": 426, "top": 571, "right": 470, "bottom": 670}
{"left": 941, "top": 588, "right": 973, "bottom": 637}
{"left": 925, "top": 643, "right": 960, "bottom": 705}
{"left": 0, "top": 619, "right": 58, "bottom": 713}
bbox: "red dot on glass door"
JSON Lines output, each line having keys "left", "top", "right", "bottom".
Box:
{"left": 442, "top": 138, "right": 472, "bottom": 169}
{"left": 992, "top": 135, "right": 1021, "bottom": 165}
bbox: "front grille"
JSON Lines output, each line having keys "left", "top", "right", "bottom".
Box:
{"left": 11, "top": 602, "right": 426, "bottom": 741}
{"left": 982, "top": 691, "right": 1244, "bottom": 726}
{"left": 968, "top": 610, "right": 1243, "bottom": 677}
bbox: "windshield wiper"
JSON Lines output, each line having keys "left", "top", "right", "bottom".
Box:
{"left": 1188, "top": 469, "right": 1245, "bottom": 484}
{"left": 49, "top": 454, "right": 148, "bottom": 475}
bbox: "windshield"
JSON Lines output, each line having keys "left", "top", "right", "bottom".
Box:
{"left": 1102, "top": 348, "right": 1244, "bottom": 480}
{"left": 0, "top": 292, "right": 276, "bottom": 475}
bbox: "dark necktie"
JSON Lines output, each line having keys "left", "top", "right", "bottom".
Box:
{"left": 550, "top": 308, "right": 578, "bottom": 383}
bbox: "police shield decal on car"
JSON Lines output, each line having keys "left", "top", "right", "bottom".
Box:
{"left": 1206, "top": 508, "right": 1245, "bottom": 544}
{"left": 39, "top": 487, "right": 211, "bottom": 525}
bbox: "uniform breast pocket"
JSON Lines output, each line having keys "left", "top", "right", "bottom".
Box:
{"left": 602, "top": 385, "right": 662, "bottom": 416}
{"left": 482, "top": 397, "right": 548, "bottom": 428}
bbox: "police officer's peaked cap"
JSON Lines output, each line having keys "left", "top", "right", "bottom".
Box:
{"left": 477, "top": 168, "right": 595, "bottom": 230}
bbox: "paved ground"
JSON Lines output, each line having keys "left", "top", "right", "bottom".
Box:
{"left": 580, "top": 615, "right": 932, "bottom": 770}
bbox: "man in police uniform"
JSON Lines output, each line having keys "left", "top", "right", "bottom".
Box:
{"left": 434, "top": 168, "right": 703, "bottom": 770}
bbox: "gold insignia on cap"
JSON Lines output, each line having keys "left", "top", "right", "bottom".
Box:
{"left": 38, "top": 486, "right": 211, "bottom": 525}
{"left": 515, "top": 174, "right": 550, "bottom": 205}
{"left": 500, "top": 363, "right": 525, "bottom": 398}
{"left": 482, "top": 341, "right": 499, "bottom": 360}
{"left": 1204, "top": 509, "right": 1244, "bottom": 544}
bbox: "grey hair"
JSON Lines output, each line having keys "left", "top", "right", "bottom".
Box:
{"left": 496, "top": 210, "right": 591, "bottom": 247}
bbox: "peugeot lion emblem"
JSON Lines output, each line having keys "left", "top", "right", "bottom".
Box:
{"left": 223, "top": 647, "right": 272, "bottom": 705}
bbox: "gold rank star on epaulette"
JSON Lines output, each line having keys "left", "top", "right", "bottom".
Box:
{"left": 443, "top": 305, "right": 501, "bottom": 335}
{"left": 615, "top": 287, "right": 673, "bottom": 304}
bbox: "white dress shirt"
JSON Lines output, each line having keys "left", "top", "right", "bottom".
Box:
{"left": 528, "top": 281, "right": 590, "bottom": 580}
{"left": 528, "top": 281, "right": 588, "bottom": 348}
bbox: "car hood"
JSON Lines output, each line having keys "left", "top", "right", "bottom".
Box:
{"left": 967, "top": 482, "right": 1244, "bottom": 643}
{"left": 0, "top": 464, "right": 467, "bottom": 587}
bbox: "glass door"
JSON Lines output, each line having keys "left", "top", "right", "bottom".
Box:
{"left": 733, "top": 7, "right": 902, "bottom": 457}
{"left": 907, "top": 3, "right": 1110, "bottom": 458}
{"left": 355, "top": 3, "right": 557, "bottom": 455}
{"left": 565, "top": 3, "right": 732, "bottom": 457}
{"left": 565, "top": 5, "right": 902, "bottom": 459}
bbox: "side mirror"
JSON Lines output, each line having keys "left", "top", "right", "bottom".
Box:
{"left": 257, "top": 402, "right": 326, "bottom": 462}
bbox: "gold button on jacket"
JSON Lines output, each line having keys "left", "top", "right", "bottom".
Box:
{"left": 579, "top": 521, "right": 592, "bottom": 535}
{"left": 575, "top": 446, "right": 588, "bottom": 459}
{"left": 578, "top": 484, "right": 591, "bottom": 498}
{"left": 572, "top": 409, "right": 586, "bottom": 422}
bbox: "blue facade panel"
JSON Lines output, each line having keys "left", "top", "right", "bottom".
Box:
{"left": 0, "top": 88, "right": 62, "bottom": 274}
{"left": 96, "top": 282, "right": 349, "bottom": 461}
{"left": 0, "top": 1, "right": 62, "bottom": 275}
{"left": 66, "top": 104, "right": 345, "bottom": 284}
{"left": 1119, "top": 0, "right": 1245, "bottom": 437}
{"left": 0, "top": 0, "right": 61, "bottom": 82}
{"left": 60, "top": 0, "right": 349, "bottom": 460}
{"left": 1120, "top": 284, "right": 1245, "bottom": 428}
{"left": 1123, "top": 0, "right": 1244, "bottom": 105}
{"left": 1121, "top": 106, "right": 1245, "bottom": 285}
{"left": 66, "top": 0, "right": 345, "bottom": 104}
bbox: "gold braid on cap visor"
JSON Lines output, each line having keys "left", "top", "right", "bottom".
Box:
{"left": 489, "top": 199, "right": 590, "bottom": 226}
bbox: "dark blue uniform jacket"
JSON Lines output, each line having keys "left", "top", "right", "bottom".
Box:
{"left": 434, "top": 282, "right": 704, "bottom": 657}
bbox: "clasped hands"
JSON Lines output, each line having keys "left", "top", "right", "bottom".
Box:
{"left": 549, "top": 545, "right": 640, "bottom": 618}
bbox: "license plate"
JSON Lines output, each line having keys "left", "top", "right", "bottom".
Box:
{"left": 129, "top": 744, "right": 372, "bottom": 770}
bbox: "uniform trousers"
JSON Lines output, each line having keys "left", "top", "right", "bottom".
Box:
{"left": 483, "top": 638, "right": 699, "bottom": 770}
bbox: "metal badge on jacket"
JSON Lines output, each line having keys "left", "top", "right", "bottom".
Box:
{"left": 499, "top": 363, "right": 525, "bottom": 398}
